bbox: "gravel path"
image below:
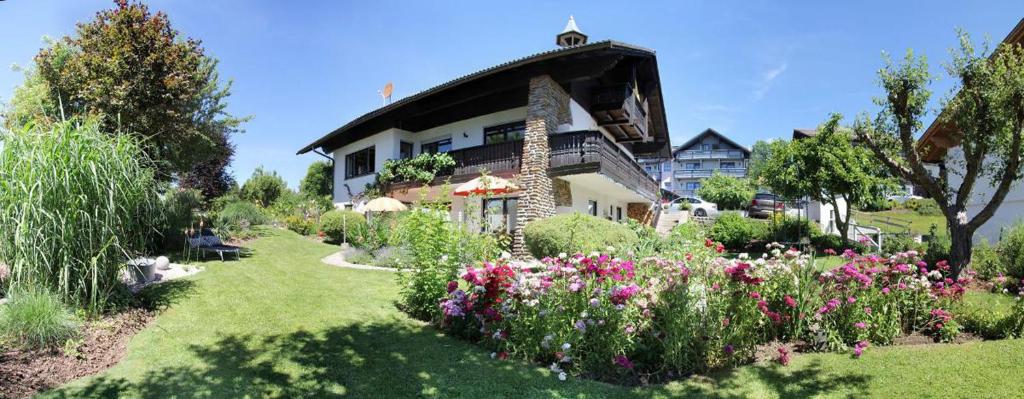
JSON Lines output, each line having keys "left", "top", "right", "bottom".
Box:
{"left": 321, "top": 252, "right": 398, "bottom": 272}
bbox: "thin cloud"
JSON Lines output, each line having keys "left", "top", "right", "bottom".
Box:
{"left": 752, "top": 62, "right": 788, "bottom": 100}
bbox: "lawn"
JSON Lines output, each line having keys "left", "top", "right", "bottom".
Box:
{"left": 46, "top": 230, "right": 1024, "bottom": 398}
{"left": 852, "top": 209, "right": 946, "bottom": 236}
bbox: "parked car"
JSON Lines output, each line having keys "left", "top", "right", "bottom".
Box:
{"left": 886, "top": 193, "right": 924, "bottom": 203}
{"left": 748, "top": 193, "right": 784, "bottom": 218}
{"left": 676, "top": 196, "right": 718, "bottom": 218}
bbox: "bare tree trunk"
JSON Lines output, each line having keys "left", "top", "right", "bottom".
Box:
{"left": 947, "top": 222, "right": 973, "bottom": 275}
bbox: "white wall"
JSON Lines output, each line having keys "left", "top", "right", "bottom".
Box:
{"left": 332, "top": 129, "right": 401, "bottom": 204}
{"left": 557, "top": 177, "right": 636, "bottom": 222}
{"left": 945, "top": 147, "right": 1024, "bottom": 242}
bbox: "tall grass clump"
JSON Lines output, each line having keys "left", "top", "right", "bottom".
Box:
{"left": 0, "top": 288, "right": 80, "bottom": 349}
{"left": 0, "top": 121, "right": 159, "bottom": 313}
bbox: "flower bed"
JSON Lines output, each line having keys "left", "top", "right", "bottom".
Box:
{"left": 432, "top": 241, "right": 984, "bottom": 383}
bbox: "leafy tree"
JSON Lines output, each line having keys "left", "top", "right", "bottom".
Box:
{"left": 20, "top": 0, "right": 245, "bottom": 179}
{"left": 299, "top": 160, "right": 333, "bottom": 199}
{"left": 241, "top": 166, "right": 287, "bottom": 207}
{"left": 854, "top": 32, "right": 1024, "bottom": 274}
{"left": 695, "top": 172, "right": 755, "bottom": 210}
{"left": 761, "top": 113, "right": 894, "bottom": 244}
{"left": 747, "top": 139, "right": 774, "bottom": 188}
{"left": 179, "top": 131, "right": 236, "bottom": 201}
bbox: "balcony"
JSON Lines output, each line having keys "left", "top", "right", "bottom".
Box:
{"left": 674, "top": 168, "right": 747, "bottom": 179}
{"left": 590, "top": 84, "right": 649, "bottom": 142}
{"left": 675, "top": 149, "right": 747, "bottom": 160}
{"left": 389, "top": 131, "right": 658, "bottom": 201}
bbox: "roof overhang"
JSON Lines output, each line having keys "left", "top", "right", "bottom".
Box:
{"left": 297, "top": 40, "right": 672, "bottom": 158}
{"left": 672, "top": 128, "right": 751, "bottom": 156}
{"left": 916, "top": 18, "right": 1024, "bottom": 162}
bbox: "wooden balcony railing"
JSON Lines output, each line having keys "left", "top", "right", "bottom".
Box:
{"left": 389, "top": 131, "right": 658, "bottom": 201}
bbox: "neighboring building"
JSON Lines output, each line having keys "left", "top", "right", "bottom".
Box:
{"left": 666, "top": 129, "right": 750, "bottom": 197}
{"left": 296, "top": 17, "right": 671, "bottom": 255}
{"left": 918, "top": 18, "right": 1024, "bottom": 243}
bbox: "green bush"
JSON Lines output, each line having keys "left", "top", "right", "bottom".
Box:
{"left": 905, "top": 198, "right": 942, "bottom": 216}
{"left": 766, "top": 215, "right": 820, "bottom": 243}
{"left": 923, "top": 224, "right": 951, "bottom": 266}
{"left": 523, "top": 213, "right": 639, "bottom": 258}
{"left": 695, "top": 172, "right": 755, "bottom": 210}
{"left": 810, "top": 234, "right": 868, "bottom": 254}
{"left": 155, "top": 188, "right": 203, "bottom": 251}
{"left": 971, "top": 240, "right": 1005, "bottom": 280}
{"left": 626, "top": 218, "right": 664, "bottom": 258}
{"left": 1000, "top": 222, "right": 1024, "bottom": 279}
{"left": 240, "top": 166, "right": 287, "bottom": 207}
{"left": 881, "top": 234, "right": 921, "bottom": 256}
{"left": 0, "top": 288, "right": 80, "bottom": 349}
{"left": 319, "top": 210, "right": 367, "bottom": 244}
{"left": 0, "top": 121, "right": 159, "bottom": 312}
{"left": 216, "top": 201, "right": 269, "bottom": 232}
{"left": 283, "top": 215, "right": 315, "bottom": 236}
{"left": 708, "top": 212, "right": 767, "bottom": 251}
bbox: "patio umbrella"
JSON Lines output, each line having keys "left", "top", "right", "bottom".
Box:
{"left": 453, "top": 175, "right": 519, "bottom": 197}
{"left": 362, "top": 196, "right": 408, "bottom": 212}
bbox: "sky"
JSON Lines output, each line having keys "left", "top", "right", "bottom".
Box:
{"left": 1, "top": 1, "right": 1022, "bottom": 188}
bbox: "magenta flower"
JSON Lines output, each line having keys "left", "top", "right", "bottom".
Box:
{"left": 723, "top": 344, "right": 735, "bottom": 355}
{"left": 446, "top": 280, "right": 459, "bottom": 294}
{"left": 614, "top": 355, "right": 634, "bottom": 369}
{"left": 854, "top": 322, "right": 867, "bottom": 329}
{"left": 847, "top": 296, "right": 857, "bottom": 304}
{"left": 784, "top": 295, "right": 798, "bottom": 308}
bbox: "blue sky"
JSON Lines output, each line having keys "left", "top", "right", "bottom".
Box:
{"left": 1, "top": 1, "right": 1022, "bottom": 188}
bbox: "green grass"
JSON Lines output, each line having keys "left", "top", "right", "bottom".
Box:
{"left": 963, "top": 290, "right": 1019, "bottom": 316}
{"left": 852, "top": 209, "right": 946, "bottom": 236}
{"left": 46, "top": 230, "right": 1024, "bottom": 398}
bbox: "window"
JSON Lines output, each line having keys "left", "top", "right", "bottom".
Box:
{"left": 422, "top": 138, "right": 452, "bottom": 154}
{"left": 587, "top": 200, "right": 598, "bottom": 216}
{"left": 484, "top": 121, "right": 526, "bottom": 144}
{"left": 482, "top": 197, "right": 518, "bottom": 234}
{"left": 616, "top": 206, "right": 623, "bottom": 222}
{"left": 701, "top": 144, "right": 712, "bottom": 151}
{"left": 400, "top": 141, "right": 413, "bottom": 160}
{"left": 685, "top": 182, "right": 700, "bottom": 190}
{"left": 720, "top": 161, "right": 736, "bottom": 169}
{"left": 644, "top": 166, "right": 654, "bottom": 174}
{"left": 344, "top": 146, "right": 375, "bottom": 179}
{"left": 685, "top": 162, "right": 701, "bottom": 170}
{"left": 665, "top": 181, "right": 673, "bottom": 188}
{"left": 662, "top": 163, "right": 671, "bottom": 171}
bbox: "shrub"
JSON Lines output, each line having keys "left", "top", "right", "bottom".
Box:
{"left": 626, "top": 218, "right": 664, "bottom": 258}
{"left": 767, "top": 215, "right": 819, "bottom": 243}
{"left": 810, "top": 234, "right": 867, "bottom": 255}
{"left": 905, "top": 198, "right": 942, "bottom": 216}
{"left": 345, "top": 250, "right": 375, "bottom": 266}
{"left": 283, "top": 215, "right": 315, "bottom": 236}
{"left": 1000, "top": 222, "right": 1024, "bottom": 279}
{"left": 319, "top": 210, "right": 367, "bottom": 244}
{"left": 881, "top": 234, "right": 920, "bottom": 256}
{"left": 523, "top": 213, "right": 639, "bottom": 259}
{"left": 373, "top": 246, "right": 410, "bottom": 269}
{"left": 154, "top": 188, "right": 204, "bottom": 251}
{"left": 240, "top": 166, "right": 287, "bottom": 207}
{"left": 695, "top": 172, "right": 755, "bottom": 210}
{"left": 0, "top": 121, "right": 159, "bottom": 312}
{"left": 708, "top": 212, "right": 766, "bottom": 251}
{"left": 923, "top": 224, "right": 951, "bottom": 266}
{"left": 971, "top": 240, "right": 1004, "bottom": 280}
{"left": 0, "top": 288, "right": 80, "bottom": 349}
{"left": 299, "top": 160, "right": 333, "bottom": 199}
{"left": 216, "top": 201, "right": 269, "bottom": 232}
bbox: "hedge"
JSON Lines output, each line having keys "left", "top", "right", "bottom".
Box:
{"left": 523, "top": 213, "right": 638, "bottom": 259}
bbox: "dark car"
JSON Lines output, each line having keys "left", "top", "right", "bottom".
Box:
{"left": 748, "top": 193, "right": 784, "bottom": 218}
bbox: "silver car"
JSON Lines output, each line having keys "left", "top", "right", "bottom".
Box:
{"left": 673, "top": 196, "right": 718, "bottom": 218}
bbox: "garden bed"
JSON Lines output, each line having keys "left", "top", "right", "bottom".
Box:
{"left": 0, "top": 308, "right": 155, "bottom": 398}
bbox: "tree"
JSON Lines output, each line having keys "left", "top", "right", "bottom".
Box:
{"left": 241, "top": 166, "right": 288, "bottom": 207}
{"left": 179, "top": 131, "right": 236, "bottom": 200}
{"left": 299, "top": 160, "right": 333, "bottom": 199}
{"left": 854, "top": 32, "right": 1024, "bottom": 275}
{"left": 695, "top": 172, "right": 755, "bottom": 210}
{"left": 747, "top": 139, "right": 774, "bottom": 188}
{"left": 22, "top": 0, "right": 245, "bottom": 179}
{"left": 761, "top": 113, "right": 894, "bottom": 244}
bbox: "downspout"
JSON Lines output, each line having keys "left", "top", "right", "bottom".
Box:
{"left": 312, "top": 148, "right": 335, "bottom": 202}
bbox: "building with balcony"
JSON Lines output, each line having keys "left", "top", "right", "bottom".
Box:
{"left": 656, "top": 129, "right": 750, "bottom": 197}
{"left": 296, "top": 17, "right": 671, "bottom": 255}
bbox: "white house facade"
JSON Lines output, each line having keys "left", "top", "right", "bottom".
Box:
{"left": 297, "top": 18, "right": 672, "bottom": 255}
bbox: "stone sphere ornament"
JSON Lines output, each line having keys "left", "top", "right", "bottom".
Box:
{"left": 156, "top": 256, "right": 171, "bottom": 271}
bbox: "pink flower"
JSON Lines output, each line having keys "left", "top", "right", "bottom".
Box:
{"left": 777, "top": 347, "right": 791, "bottom": 366}
{"left": 446, "top": 280, "right": 459, "bottom": 293}
{"left": 784, "top": 295, "right": 798, "bottom": 308}
{"left": 749, "top": 291, "right": 761, "bottom": 299}
{"left": 864, "top": 307, "right": 872, "bottom": 315}
{"left": 613, "top": 355, "right": 634, "bottom": 369}
{"left": 853, "top": 340, "right": 869, "bottom": 358}
{"left": 847, "top": 296, "right": 857, "bottom": 304}
{"left": 854, "top": 322, "right": 867, "bottom": 329}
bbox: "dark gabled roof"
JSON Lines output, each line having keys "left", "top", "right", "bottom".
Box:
{"left": 672, "top": 128, "right": 751, "bottom": 155}
{"left": 793, "top": 128, "right": 817, "bottom": 140}
{"left": 297, "top": 40, "right": 671, "bottom": 157}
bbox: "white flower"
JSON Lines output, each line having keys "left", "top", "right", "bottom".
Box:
{"left": 490, "top": 352, "right": 497, "bottom": 359}
{"left": 738, "top": 253, "right": 749, "bottom": 260}
{"left": 500, "top": 251, "right": 511, "bottom": 259}
{"left": 606, "top": 245, "right": 616, "bottom": 253}
{"left": 558, "top": 372, "right": 567, "bottom": 381}
{"left": 558, "top": 252, "right": 567, "bottom": 259}
{"left": 957, "top": 211, "right": 968, "bottom": 225}
{"left": 549, "top": 362, "right": 561, "bottom": 372}
{"left": 441, "top": 255, "right": 449, "bottom": 262}
{"left": 474, "top": 285, "right": 486, "bottom": 293}
{"left": 589, "top": 251, "right": 600, "bottom": 258}
{"left": 561, "top": 342, "right": 571, "bottom": 351}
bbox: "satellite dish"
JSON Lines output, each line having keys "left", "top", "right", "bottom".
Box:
{"left": 382, "top": 82, "right": 393, "bottom": 99}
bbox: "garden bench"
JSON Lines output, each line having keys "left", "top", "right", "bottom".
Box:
{"left": 185, "top": 230, "right": 241, "bottom": 261}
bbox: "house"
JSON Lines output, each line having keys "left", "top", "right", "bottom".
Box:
{"left": 296, "top": 17, "right": 671, "bottom": 255}
{"left": 917, "top": 18, "right": 1024, "bottom": 242}
{"left": 664, "top": 129, "right": 750, "bottom": 198}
